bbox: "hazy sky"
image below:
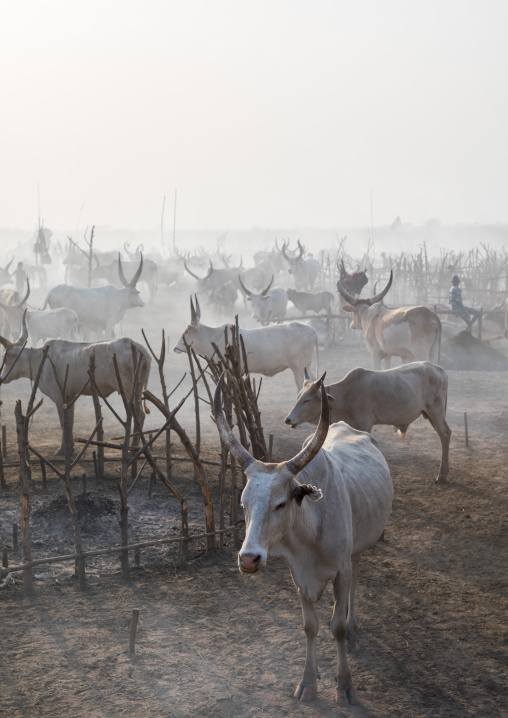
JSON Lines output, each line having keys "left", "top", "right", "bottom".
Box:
{"left": 1, "top": 0, "right": 507, "bottom": 231}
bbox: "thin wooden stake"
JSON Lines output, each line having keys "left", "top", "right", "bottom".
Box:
{"left": 0, "top": 440, "right": 5, "bottom": 489}
{"left": 2, "top": 547, "right": 7, "bottom": 569}
{"left": 464, "top": 412, "right": 469, "bottom": 448}
{"left": 40, "top": 460, "right": 47, "bottom": 490}
{"left": 12, "top": 523, "right": 18, "bottom": 550}
{"left": 129, "top": 609, "right": 140, "bottom": 655}
{"left": 2, "top": 425, "right": 6, "bottom": 458}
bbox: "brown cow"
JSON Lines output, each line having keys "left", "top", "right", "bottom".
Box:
{"left": 337, "top": 271, "right": 441, "bottom": 369}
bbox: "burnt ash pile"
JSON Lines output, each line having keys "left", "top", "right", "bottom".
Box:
{"left": 440, "top": 331, "right": 508, "bottom": 371}
{"left": 33, "top": 494, "right": 118, "bottom": 536}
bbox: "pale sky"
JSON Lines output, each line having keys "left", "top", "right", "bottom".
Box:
{"left": 1, "top": 0, "right": 507, "bottom": 231}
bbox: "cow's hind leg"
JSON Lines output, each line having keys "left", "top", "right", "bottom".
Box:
{"left": 294, "top": 594, "right": 320, "bottom": 702}
{"left": 331, "top": 566, "right": 358, "bottom": 706}
{"left": 422, "top": 410, "right": 451, "bottom": 483}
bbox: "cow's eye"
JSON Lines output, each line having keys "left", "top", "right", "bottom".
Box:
{"left": 274, "top": 501, "right": 286, "bottom": 511}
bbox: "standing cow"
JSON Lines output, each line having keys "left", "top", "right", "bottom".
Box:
{"left": 43, "top": 255, "right": 144, "bottom": 339}
{"left": 0, "top": 313, "right": 151, "bottom": 455}
{"left": 238, "top": 275, "right": 288, "bottom": 325}
{"left": 214, "top": 374, "right": 393, "bottom": 705}
{"left": 337, "top": 271, "right": 442, "bottom": 369}
{"left": 174, "top": 296, "right": 318, "bottom": 389}
{"left": 285, "top": 362, "right": 451, "bottom": 483}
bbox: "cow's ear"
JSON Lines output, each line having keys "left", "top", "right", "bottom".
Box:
{"left": 247, "top": 297, "right": 251, "bottom": 301}
{"left": 342, "top": 304, "right": 354, "bottom": 313}
{"left": 292, "top": 483, "right": 323, "bottom": 507}
{"left": 326, "top": 393, "right": 336, "bottom": 402}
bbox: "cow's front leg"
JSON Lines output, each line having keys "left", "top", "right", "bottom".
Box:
{"left": 331, "top": 567, "right": 358, "bottom": 706}
{"left": 346, "top": 558, "right": 360, "bottom": 653}
{"left": 294, "top": 593, "right": 320, "bottom": 702}
{"left": 56, "top": 403, "right": 75, "bottom": 456}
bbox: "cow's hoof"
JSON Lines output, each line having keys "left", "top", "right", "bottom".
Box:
{"left": 294, "top": 683, "right": 317, "bottom": 701}
{"left": 435, "top": 477, "right": 447, "bottom": 485}
{"left": 336, "top": 686, "right": 359, "bottom": 705}
{"left": 55, "top": 449, "right": 65, "bottom": 456}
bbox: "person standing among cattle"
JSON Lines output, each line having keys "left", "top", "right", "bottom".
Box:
{"left": 449, "top": 275, "right": 480, "bottom": 330}
{"left": 11, "top": 261, "right": 28, "bottom": 296}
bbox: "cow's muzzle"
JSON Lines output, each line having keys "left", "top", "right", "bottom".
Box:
{"left": 285, "top": 417, "right": 297, "bottom": 429}
{"left": 238, "top": 552, "right": 262, "bottom": 573}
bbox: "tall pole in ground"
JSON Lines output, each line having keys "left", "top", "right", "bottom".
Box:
{"left": 172, "top": 188, "right": 177, "bottom": 253}
{"left": 161, "top": 195, "right": 166, "bottom": 254}
{"left": 370, "top": 189, "right": 374, "bottom": 248}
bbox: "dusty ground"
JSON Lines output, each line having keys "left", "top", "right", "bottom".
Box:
{"left": 1, "top": 288, "right": 508, "bottom": 717}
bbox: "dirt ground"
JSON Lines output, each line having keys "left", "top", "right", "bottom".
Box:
{"left": 1, "top": 289, "right": 508, "bottom": 717}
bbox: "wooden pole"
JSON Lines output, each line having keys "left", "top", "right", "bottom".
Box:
{"left": 12, "top": 523, "right": 18, "bottom": 550}
{"left": 129, "top": 609, "right": 140, "bottom": 654}
{"left": 2, "top": 425, "right": 6, "bottom": 458}
{"left": 0, "top": 440, "right": 5, "bottom": 489}
{"left": 15, "top": 401, "right": 33, "bottom": 595}
{"left": 464, "top": 412, "right": 469, "bottom": 448}
{"left": 172, "top": 188, "right": 177, "bottom": 253}
{"left": 161, "top": 194, "right": 166, "bottom": 253}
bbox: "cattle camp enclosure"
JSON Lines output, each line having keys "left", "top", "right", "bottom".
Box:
{"left": 1, "top": 261, "right": 508, "bottom": 717}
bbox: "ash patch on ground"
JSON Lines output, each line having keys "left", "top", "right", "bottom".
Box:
{"left": 441, "top": 331, "right": 508, "bottom": 370}
{"left": 33, "top": 494, "right": 118, "bottom": 533}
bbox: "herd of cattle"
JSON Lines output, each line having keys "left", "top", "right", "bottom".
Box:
{"left": 0, "top": 237, "right": 490, "bottom": 706}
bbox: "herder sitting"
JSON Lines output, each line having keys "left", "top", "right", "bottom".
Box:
{"left": 449, "top": 275, "right": 480, "bottom": 330}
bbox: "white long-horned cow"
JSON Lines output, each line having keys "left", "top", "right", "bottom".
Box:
{"left": 174, "top": 296, "right": 318, "bottom": 389}
{"left": 213, "top": 374, "right": 393, "bottom": 706}
{"left": 337, "top": 271, "right": 442, "bottom": 369}
{"left": 238, "top": 274, "right": 288, "bottom": 325}
{"left": 43, "top": 254, "right": 144, "bottom": 339}
{"left": 286, "top": 361, "right": 451, "bottom": 483}
{"left": 93, "top": 252, "right": 157, "bottom": 302}
{"left": 0, "top": 313, "right": 151, "bottom": 455}
{"left": 282, "top": 240, "right": 320, "bottom": 291}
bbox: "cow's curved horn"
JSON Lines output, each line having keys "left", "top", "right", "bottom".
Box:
{"left": 314, "top": 371, "right": 326, "bottom": 387}
{"left": 4, "top": 258, "right": 13, "bottom": 273}
{"left": 213, "top": 373, "right": 255, "bottom": 471}
{"left": 303, "top": 367, "right": 311, "bottom": 382}
{"left": 238, "top": 274, "right": 252, "bottom": 298}
{"left": 184, "top": 260, "right": 202, "bottom": 280}
{"left": 190, "top": 296, "right": 198, "bottom": 325}
{"left": 285, "top": 382, "right": 330, "bottom": 476}
{"left": 336, "top": 277, "right": 358, "bottom": 305}
{"left": 206, "top": 261, "right": 214, "bottom": 278}
{"left": 128, "top": 253, "right": 143, "bottom": 288}
{"left": 136, "top": 244, "right": 144, "bottom": 254}
{"left": 296, "top": 240, "right": 304, "bottom": 259}
{"left": 282, "top": 242, "right": 290, "bottom": 261}
{"left": 123, "top": 241, "right": 130, "bottom": 254}
{"left": 118, "top": 253, "right": 129, "bottom": 287}
{"left": 16, "top": 279, "right": 30, "bottom": 307}
{"left": 368, "top": 270, "right": 393, "bottom": 304}
{"left": 195, "top": 294, "right": 201, "bottom": 322}
{"left": 260, "top": 275, "right": 274, "bottom": 297}
{"left": 14, "top": 309, "right": 29, "bottom": 346}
